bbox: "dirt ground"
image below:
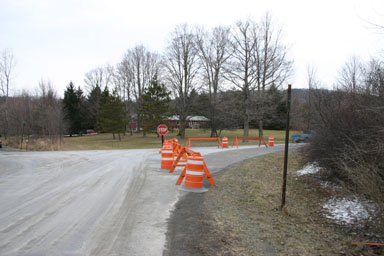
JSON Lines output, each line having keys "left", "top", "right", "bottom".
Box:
{"left": 164, "top": 150, "right": 384, "bottom": 256}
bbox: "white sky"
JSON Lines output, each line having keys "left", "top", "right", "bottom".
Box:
{"left": 1, "top": 0, "right": 383, "bottom": 97}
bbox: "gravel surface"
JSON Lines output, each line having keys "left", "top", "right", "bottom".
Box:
{"left": 0, "top": 144, "right": 301, "bottom": 255}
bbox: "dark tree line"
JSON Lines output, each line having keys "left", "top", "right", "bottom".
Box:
{"left": 1, "top": 13, "right": 292, "bottom": 148}
{"left": 0, "top": 81, "right": 65, "bottom": 150}
{"left": 62, "top": 82, "right": 127, "bottom": 140}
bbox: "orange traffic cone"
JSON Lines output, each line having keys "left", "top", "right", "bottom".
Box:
{"left": 268, "top": 136, "right": 274, "bottom": 147}
{"left": 161, "top": 144, "right": 174, "bottom": 170}
{"left": 179, "top": 155, "right": 208, "bottom": 192}
{"left": 222, "top": 137, "right": 229, "bottom": 148}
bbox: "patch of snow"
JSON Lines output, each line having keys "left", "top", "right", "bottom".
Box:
{"left": 296, "top": 162, "right": 321, "bottom": 176}
{"left": 320, "top": 181, "right": 342, "bottom": 191}
{"left": 323, "top": 196, "right": 376, "bottom": 225}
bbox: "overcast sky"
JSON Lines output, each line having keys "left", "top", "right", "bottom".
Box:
{"left": 1, "top": 0, "right": 383, "bottom": 97}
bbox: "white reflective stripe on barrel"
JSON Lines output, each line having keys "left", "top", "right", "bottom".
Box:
{"left": 162, "top": 150, "right": 173, "bottom": 153}
{"left": 162, "top": 157, "right": 174, "bottom": 161}
{"left": 186, "top": 170, "right": 205, "bottom": 176}
{"left": 187, "top": 159, "right": 204, "bottom": 165}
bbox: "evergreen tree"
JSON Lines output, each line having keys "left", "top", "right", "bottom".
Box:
{"left": 63, "top": 82, "right": 85, "bottom": 135}
{"left": 140, "top": 78, "right": 171, "bottom": 136}
{"left": 97, "top": 87, "right": 126, "bottom": 140}
{"left": 86, "top": 85, "right": 102, "bottom": 129}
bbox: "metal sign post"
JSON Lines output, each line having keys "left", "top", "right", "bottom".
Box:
{"left": 281, "top": 84, "right": 292, "bottom": 210}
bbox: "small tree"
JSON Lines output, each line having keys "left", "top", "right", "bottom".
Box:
{"left": 140, "top": 77, "right": 171, "bottom": 136}
{"left": 63, "top": 82, "right": 85, "bottom": 136}
{"left": 86, "top": 85, "right": 102, "bottom": 129}
{"left": 98, "top": 87, "right": 126, "bottom": 140}
{"left": 0, "top": 49, "right": 15, "bottom": 139}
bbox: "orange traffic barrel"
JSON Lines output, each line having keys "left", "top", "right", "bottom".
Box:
{"left": 159, "top": 140, "right": 172, "bottom": 154}
{"left": 222, "top": 137, "right": 229, "bottom": 148}
{"left": 268, "top": 136, "right": 274, "bottom": 147}
{"left": 180, "top": 155, "right": 208, "bottom": 192}
{"left": 161, "top": 144, "right": 174, "bottom": 170}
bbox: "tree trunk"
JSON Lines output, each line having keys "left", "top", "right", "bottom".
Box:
{"left": 142, "top": 122, "right": 146, "bottom": 137}
{"left": 4, "top": 93, "right": 9, "bottom": 139}
{"left": 136, "top": 114, "right": 141, "bottom": 133}
{"left": 179, "top": 118, "right": 186, "bottom": 138}
{"left": 243, "top": 87, "right": 249, "bottom": 142}
{"left": 210, "top": 108, "right": 217, "bottom": 137}
{"left": 258, "top": 120, "right": 264, "bottom": 138}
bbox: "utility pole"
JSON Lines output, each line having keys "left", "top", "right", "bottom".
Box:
{"left": 281, "top": 84, "right": 292, "bottom": 209}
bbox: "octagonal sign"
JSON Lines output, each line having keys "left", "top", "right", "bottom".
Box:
{"left": 157, "top": 124, "right": 168, "bottom": 135}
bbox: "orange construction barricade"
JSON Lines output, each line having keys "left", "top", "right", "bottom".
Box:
{"left": 268, "top": 136, "right": 274, "bottom": 146}
{"left": 232, "top": 136, "right": 268, "bottom": 148}
{"left": 159, "top": 139, "right": 172, "bottom": 154}
{"left": 186, "top": 137, "right": 221, "bottom": 148}
{"left": 179, "top": 155, "right": 208, "bottom": 192}
{"left": 175, "top": 149, "right": 216, "bottom": 193}
{"left": 161, "top": 144, "right": 174, "bottom": 170}
{"left": 222, "top": 137, "right": 229, "bottom": 148}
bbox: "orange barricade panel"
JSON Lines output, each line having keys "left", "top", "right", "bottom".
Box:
{"left": 171, "top": 145, "right": 216, "bottom": 191}
{"left": 232, "top": 136, "right": 268, "bottom": 148}
{"left": 186, "top": 137, "right": 222, "bottom": 148}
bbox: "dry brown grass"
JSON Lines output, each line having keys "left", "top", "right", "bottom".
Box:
{"left": 198, "top": 151, "right": 384, "bottom": 255}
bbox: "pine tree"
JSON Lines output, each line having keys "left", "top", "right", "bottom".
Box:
{"left": 140, "top": 77, "right": 171, "bottom": 136}
{"left": 63, "top": 82, "right": 85, "bottom": 136}
{"left": 86, "top": 85, "right": 102, "bottom": 129}
{"left": 97, "top": 87, "right": 126, "bottom": 140}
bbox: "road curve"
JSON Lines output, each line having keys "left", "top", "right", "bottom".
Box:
{"left": 0, "top": 144, "right": 301, "bottom": 255}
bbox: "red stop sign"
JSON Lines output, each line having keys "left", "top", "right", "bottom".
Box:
{"left": 157, "top": 124, "right": 168, "bottom": 135}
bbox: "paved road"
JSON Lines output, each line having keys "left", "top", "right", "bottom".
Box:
{"left": 0, "top": 144, "right": 301, "bottom": 255}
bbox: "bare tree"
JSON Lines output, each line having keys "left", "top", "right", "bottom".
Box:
{"left": 120, "top": 45, "right": 161, "bottom": 133}
{"left": 6, "top": 80, "right": 64, "bottom": 150}
{"left": 163, "top": 24, "right": 200, "bottom": 138}
{"left": 363, "top": 58, "right": 384, "bottom": 97}
{"left": 305, "top": 65, "right": 322, "bottom": 129}
{"left": 253, "top": 13, "right": 293, "bottom": 137}
{"left": 196, "top": 26, "right": 231, "bottom": 137}
{"left": 84, "top": 65, "right": 114, "bottom": 94}
{"left": 0, "top": 49, "right": 15, "bottom": 139}
{"left": 114, "top": 61, "right": 134, "bottom": 135}
{"left": 224, "top": 19, "right": 258, "bottom": 138}
{"left": 36, "top": 80, "right": 64, "bottom": 142}
{"left": 337, "top": 56, "right": 365, "bottom": 92}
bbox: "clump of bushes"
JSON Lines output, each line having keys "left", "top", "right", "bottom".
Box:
{"left": 306, "top": 59, "right": 384, "bottom": 233}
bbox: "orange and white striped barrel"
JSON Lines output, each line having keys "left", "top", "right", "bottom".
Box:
{"left": 159, "top": 140, "right": 172, "bottom": 154}
{"left": 161, "top": 144, "right": 174, "bottom": 170}
{"left": 268, "top": 136, "right": 274, "bottom": 147}
{"left": 222, "top": 137, "right": 229, "bottom": 148}
{"left": 181, "top": 155, "right": 208, "bottom": 192}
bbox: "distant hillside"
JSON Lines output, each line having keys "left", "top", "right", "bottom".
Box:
{"left": 291, "top": 88, "right": 309, "bottom": 102}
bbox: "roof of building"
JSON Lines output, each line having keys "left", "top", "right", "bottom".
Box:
{"left": 165, "top": 115, "right": 210, "bottom": 121}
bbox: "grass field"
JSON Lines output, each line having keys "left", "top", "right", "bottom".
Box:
{"left": 191, "top": 151, "right": 383, "bottom": 255}
{"left": 61, "top": 128, "right": 301, "bottom": 151}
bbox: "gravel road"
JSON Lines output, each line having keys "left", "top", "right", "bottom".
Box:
{"left": 0, "top": 144, "right": 301, "bottom": 255}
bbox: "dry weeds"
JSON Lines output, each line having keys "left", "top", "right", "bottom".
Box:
{"left": 197, "top": 151, "right": 384, "bottom": 255}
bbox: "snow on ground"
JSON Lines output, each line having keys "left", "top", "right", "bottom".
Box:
{"left": 323, "top": 196, "right": 376, "bottom": 225}
{"left": 296, "top": 162, "right": 321, "bottom": 176}
{"left": 320, "top": 181, "right": 342, "bottom": 191}
{"left": 295, "top": 162, "right": 377, "bottom": 226}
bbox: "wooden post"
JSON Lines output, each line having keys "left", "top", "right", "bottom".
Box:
{"left": 281, "top": 84, "right": 292, "bottom": 210}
